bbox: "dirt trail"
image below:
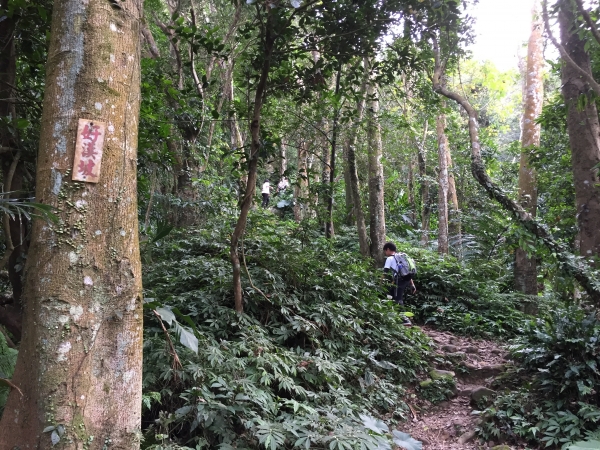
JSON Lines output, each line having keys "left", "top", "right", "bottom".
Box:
{"left": 400, "top": 326, "right": 516, "bottom": 450}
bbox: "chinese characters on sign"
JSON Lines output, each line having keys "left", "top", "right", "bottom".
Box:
{"left": 72, "top": 119, "right": 105, "bottom": 183}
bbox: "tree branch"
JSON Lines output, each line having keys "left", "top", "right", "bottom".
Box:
{"left": 430, "top": 35, "right": 600, "bottom": 303}
{"left": 573, "top": 0, "right": 600, "bottom": 47}
{"left": 542, "top": 0, "right": 600, "bottom": 97}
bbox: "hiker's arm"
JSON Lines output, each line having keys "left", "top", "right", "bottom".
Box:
{"left": 410, "top": 279, "right": 417, "bottom": 293}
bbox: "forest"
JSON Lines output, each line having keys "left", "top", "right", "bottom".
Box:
{"left": 0, "top": 0, "right": 599, "bottom": 448}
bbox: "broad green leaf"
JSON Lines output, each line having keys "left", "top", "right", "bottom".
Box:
{"left": 177, "top": 323, "right": 199, "bottom": 354}
{"left": 360, "top": 414, "right": 388, "bottom": 434}
{"left": 567, "top": 441, "right": 600, "bottom": 450}
{"left": 155, "top": 307, "right": 175, "bottom": 326}
{"left": 392, "top": 430, "right": 422, "bottom": 450}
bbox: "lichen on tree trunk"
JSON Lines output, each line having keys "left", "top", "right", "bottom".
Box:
{"left": 0, "top": 0, "right": 144, "bottom": 447}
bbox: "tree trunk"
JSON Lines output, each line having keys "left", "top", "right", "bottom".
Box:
{"left": 230, "top": 12, "right": 275, "bottom": 313}
{"left": 0, "top": 0, "right": 144, "bottom": 446}
{"left": 446, "top": 146, "right": 460, "bottom": 246}
{"left": 366, "top": 62, "right": 386, "bottom": 266}
{"left": 436, "top": 110, "right": 450, "bottom": 255}
{"left": 346, "top": 71, "right": 369, "bottom": 257}
{"left": 325, "top": 68, "right": 342, "bottom": 238}
{"left": 408, "top": 150, "right": 417, "bottom": 225}
{"left": 432, "top": 36, "right": 600, "bottom": 304}
{"left": 559, "top": 0, "right": 600, "bottom": 265}
{"left": 515, "top": 1, "right": 544, "bottom": 299}
{"left": 294, "top": 141, "right": 309, "bottom": 222}
{"left": 343, "top": 142, "right": 354, "bottom": 225}
{"left": 418, "top": 137, "right": 432, "bottom": 245}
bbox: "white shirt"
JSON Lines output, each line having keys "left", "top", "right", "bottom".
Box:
{"left": 262, "top": 182, "right": 270, "bottom": 194}
{"left": 384, "top": 254, "right": 400, "bottom": 272}
{"left": 278, "top": 178, "right": 289, "bottom": 190}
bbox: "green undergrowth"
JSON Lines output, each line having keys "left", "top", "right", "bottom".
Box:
{"left": 140, "top": 211, "right": 537, "bottom": 449}
{"left": 478, "top": 308, "right": 600, "bottom": 449}
{"left": 393, "top": 243, "right": 535, "bottom": 339}
{"left": 142, "top": 212, "right": 433, "bottom": 449}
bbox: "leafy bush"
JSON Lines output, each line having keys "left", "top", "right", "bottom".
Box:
{"left": 141, "top": 212, "right": 432, "bottom": 449}
{"left": 511, "top": 309, "right": 600, "bottom": 405}
{"left": 392, "top": 243, "right": 531, "bottom": 338}
{"left": 478, "top": 307, "right": 600, "bottom": 448}
{"left": 478, "top": 390, "right": 600, "bottom": 449}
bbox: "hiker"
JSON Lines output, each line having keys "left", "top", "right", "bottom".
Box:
{"left": 383, "top": 242, "right": 417, "bottom": 324}
{"left": 277, "top": 177, "right": 289, "bottom": 194}
{"left": 261, "top": 179, "right": 271, "bottom": 208}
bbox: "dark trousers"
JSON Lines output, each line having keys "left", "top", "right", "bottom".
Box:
{"left": 262, "top": 193, "right": 270, "bottom": 208}
{"left": 390, "top": 277, "right": 411, "bottom": 305}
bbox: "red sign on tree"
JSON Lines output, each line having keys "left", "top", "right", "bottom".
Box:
{"left": 73, "top": 119, "right": 105, "bottom": 183}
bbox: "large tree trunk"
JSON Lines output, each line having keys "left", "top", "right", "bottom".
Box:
{"left": 558, "top": 0, "right": 600, "bottom": 265}
{"left": 436, "top": 110, "right": 450, "bottom": 255}
{"left": 0, "top": 0, "right": 144, "bottom": 446}
{"left": 432, "top": 36, "right": 600, "bottom": 304}
{"left": 366, "top": 63, "right": 386, "bottom": 266}
{"left": 515, "top": 1, "right": 544, "bottom": 299}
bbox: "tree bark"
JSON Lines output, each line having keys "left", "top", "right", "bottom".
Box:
{"left": 558, "top": 0, "right": 600, "bottom": 265}
{"left": 325, "top": 68, "right": 342, "bottom": 238}
{"left": 346, "top": 71, "right": 369, "bottom": 257}
{"left": 515, "top": 1, "right": 544, "bottom": 299}
{"left": 366, "top": 60, "right": 386, "bottom": 266}
{"left": 431, "top": 36, "right": 600, "bottom": 304}
{"left": 294, "top": 141, "right": 309, "bottom": 222}
{"left": 436, "top": 110, "right": 450, "bottom": 255}
{"left": 343, "top": 142, "right": 354, "bottom": 225}
{"left": 0, "top": 0, "right": 144, "bottom": 446}
{"left": 446, "top": 142, "right": 460, "bottom": 240}
{"left": 408, "top": 150, "right": 417, "bottom": 225}
{"left": 230, "top": 10, "right": 275, "bottom": 313}
{"left": 417, "top": 130, "right": 432, "bottom": 246}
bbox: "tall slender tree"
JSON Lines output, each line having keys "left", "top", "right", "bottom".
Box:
{"left": 0, "top": 0, "right": 144, "bottom": 446}
{"left": 366, "top": 59, "right": 386, "bottom": 265}
{"left": 436, "top": 107, "right": 450, "bottom": 255}
{"left": 515, "top": 1, "right": 544, "bottom": 298}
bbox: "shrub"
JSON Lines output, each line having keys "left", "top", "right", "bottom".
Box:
{"left": 141, "top": 212, "right": 432, "bottom": 448}
{"left": 478, "top": 307, "right": 600, "bottom": 448}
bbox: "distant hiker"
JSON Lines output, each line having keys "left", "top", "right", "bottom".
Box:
{"left": 277, "top": 177, "right": 289, "bottom": 194}
{"left": 261, "top": 180, "right": 271, "bottom": 208}
{"left": 383, "top": 242, "right": 417, "bottom": 325}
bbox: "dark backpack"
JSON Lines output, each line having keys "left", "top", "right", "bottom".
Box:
{"left": 393, "top": 253, "right": 417, "bottom": 280}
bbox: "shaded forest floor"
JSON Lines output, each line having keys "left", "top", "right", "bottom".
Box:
{"left": 402, "top": 326, "right": 516, "bottom": 450}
